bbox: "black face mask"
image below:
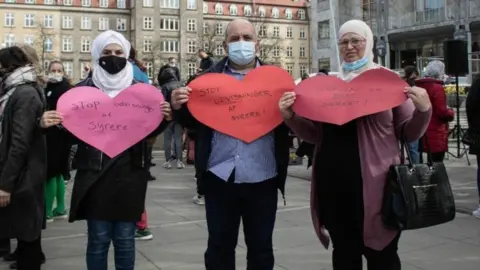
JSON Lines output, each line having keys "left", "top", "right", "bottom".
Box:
{"left": 98, "top": 55, "right": 127, "bottom": 75}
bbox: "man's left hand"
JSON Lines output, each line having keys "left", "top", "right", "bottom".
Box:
{"left": 161, "top": 102, "right": 173, "bottom": 121}
{"left": 405, "top": 86, "right": 431, "bottom": 112}
{"left": 0, "top": 190, "right": 11, "bottom": 207}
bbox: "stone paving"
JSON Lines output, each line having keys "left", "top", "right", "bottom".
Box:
{"left": 1, "top": 156, "right": 479, "bottom": 270}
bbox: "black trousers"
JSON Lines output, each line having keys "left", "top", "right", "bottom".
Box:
{"left": 0, "top": 238, "right": 10, "bottom": 256}
{"left": 17, "top": 237, "right": 42, "bottom": 270}
{"left": 204, "top": 171, "right": 278, "bottom": 270}
{"left": 431, "top": 152, "right": 445, "bottom": 162}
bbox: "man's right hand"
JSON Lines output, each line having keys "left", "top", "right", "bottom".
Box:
{"left": 171, "top": 87, "right": 192, "bottom": 110}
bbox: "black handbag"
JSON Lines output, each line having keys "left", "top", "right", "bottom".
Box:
{"left": 382, "top": 134, "right": 456, "bottom": 230}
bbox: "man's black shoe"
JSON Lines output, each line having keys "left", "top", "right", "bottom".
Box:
{"left": 10, "top": 257, "right": 45, "bottom": 269}
{"left": 149, "top": 162, "right": 156, "bottom": 167}
{"left": 148, "top": 174, "right": 156, "bottom": 181}
{"left": 3, "top": 252, "right": 16, "bottom": 261}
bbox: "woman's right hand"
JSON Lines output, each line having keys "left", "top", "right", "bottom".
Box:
{"left": 40, "top": 110, "right": 63, "bottom": 128}
{"left": 279, "top": 92, "right": 296, "bottom": 120}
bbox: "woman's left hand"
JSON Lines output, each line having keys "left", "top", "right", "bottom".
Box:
{"left": 161, "top": 101, "right": 172, "bottom": 121}
{"left": 405, "top": 86, "right": 431, "bottom": 112}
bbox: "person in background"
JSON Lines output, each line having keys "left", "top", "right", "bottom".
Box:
{"left": 197, "top": 49, "right": 215, "bottom": 74}
{"left": 44, "top": 60, "right": 71, "bottom": 223}
{"left": 158, "top": 67, "right": 185, "bottom": 169}
{"left": 0, "top": 46, "right": 47, "bottom": 270}
{"left": 415, "top": 61, "right": 454, "bottom": 162}
{"left": 403, "top": 65, "right": 421, "bottom": 164}
{"left": 158, "top": 57, "right": 181, "bottom": 83}
{"left": 465, "top": 75, "right": 480, "bottom": 218}
{"left": 295, "top": 74, "right": 317, "bottom": 169}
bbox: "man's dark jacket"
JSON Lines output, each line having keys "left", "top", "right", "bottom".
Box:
{"left": 199, "top": 56, "right": 215, "bottom": 72}
{"left": 174, "top": 57, "right": 290, "bottom": 200}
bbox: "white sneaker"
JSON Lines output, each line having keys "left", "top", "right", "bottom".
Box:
{"left": 472, "top": 205, "right": 480, "bottom": 219}
{"left": 193, "top": 195, "right": 205, "bottom": 205}
{"left": 163, "top": 160, "right": 172, "bottom": 169}
{"left": 177, "top": 161, "right": 185, "bottom": 169}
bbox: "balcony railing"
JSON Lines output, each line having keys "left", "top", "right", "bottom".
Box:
{"left": 388, "top": 7, "right": 450, "bottom": 30}
{"left": 470, "top": 0, "right": 480, "bottom": 17}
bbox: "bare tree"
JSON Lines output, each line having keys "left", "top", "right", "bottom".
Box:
{"left": 33, "top": 23, "right": 56, "bottom": 71}
{"left": 197, "top": 21, "right": 219, "bottom": 59}
{"left": 251, "top": 15, "right": 284, "bottom": 65}
{"left": 139, "top": 39, "right": 164, "bottom": 81}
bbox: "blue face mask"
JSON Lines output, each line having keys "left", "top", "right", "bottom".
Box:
{"left": 343, "top": 56, "right": 369, "bottom": 71}
{"left": 227, "top": 41, "right": 256, "bottom": 66}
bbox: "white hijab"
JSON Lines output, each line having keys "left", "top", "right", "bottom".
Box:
{"left": 91, "top": 30, "right": 133, "bottom": 97}
{"left": 337, "top": 20, "right": 379, "bottom": 82}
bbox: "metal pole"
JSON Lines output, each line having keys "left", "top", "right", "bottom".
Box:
{"left": 455, "top": 75, "right": 461, "bottom": 157}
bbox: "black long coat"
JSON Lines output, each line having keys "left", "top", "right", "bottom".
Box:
{"left": 0, "top": 84, "right": 46, "bottom": 242}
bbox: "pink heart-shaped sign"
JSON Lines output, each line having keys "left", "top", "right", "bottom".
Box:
{"left": 293, "top": 68, "right": 408, "bottom": 125}
{"left": 57, "top": 83, "right": 164, "bottom": 157}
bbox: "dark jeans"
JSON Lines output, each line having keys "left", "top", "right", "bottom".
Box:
{"left": 329, "top": 229, "right": 401, "bottom": 270}
{"left": 17, "top": 237, "right": 42, "bottom": 270}
{"left": 86, "top": 220, "right": 136, "bottom": 270}
{"left": 196, "top": 167, "right": 205, "bottom": 196}
{"left": 204, "top": 172, "right": 278, "bottom": 270}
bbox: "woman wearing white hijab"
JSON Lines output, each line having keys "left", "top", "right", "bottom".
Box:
{"left": 279, "top": 20, "right": 432, "bottom": 269}
{"left": 40, "top": 30, "right": 172, "bottom": 270}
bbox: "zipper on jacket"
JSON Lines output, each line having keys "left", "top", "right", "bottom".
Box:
{"left": 100, "top": 152, "right": 103, "bottom": 169}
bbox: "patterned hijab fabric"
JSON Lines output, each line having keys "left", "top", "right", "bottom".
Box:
{"left": 424, "top": 60, "right": 445, "bottom": 80}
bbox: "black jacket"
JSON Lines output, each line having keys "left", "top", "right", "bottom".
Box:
{"left": 173, "top": 57, "right": 290, "bottom": 199}
{"left": 0, "top": 83, "right": 46, "bottom": 241}
{"left": 199, "top": 56, "right": 215, "bottom": 71}
{"left": 158, "top": 64, "right": 180, "bottom": 83}
{"left": 158, "top": 67, "right": 184, "bottom": 103}
{"left": 44, "top": 78, "right": 72, "bottom": 179}
{"left": 68, "top": 78, "right": 169, "bottom": 222}
{"left": 466, "top": 77, "right": 480, "bottom": 154}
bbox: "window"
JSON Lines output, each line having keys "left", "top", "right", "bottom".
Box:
{"left": 44, "top": 0, "right": 53, "bottom": 4}
{"left": 63, "top": 0, "right": 72, "bottom": 5}
{"left": 143, "top": 38, "right": 152, "bottom": 52}
{"left": 272, "top": 7, "right": 279, "bottom": 18}
{"left": 273, "top": 46, "right": 280, "bottom": 57}
{"left": 260, "top": 47, "right": 266, "bottom": 58}
{"left": 258, "top": 25, "right": 267, "bottom": 37}
{"left": 258, "top": 7, "right": 266, "bottom": 17}
{"left": 143, "top": 17, "right": 153, "bottom": 30}
{"left": 143, "top": 0, "right": 153, "bottom": 7}
{"left": 203, "top": 22, "right": 208, "bottom": 34}
{"left": 188, "top": 62, "right": 196, "bottom": 76}
{"left": 229, "top": 5, "right": 237, "bottom": 15}
{"left": 318, "top": 21, "right": 330, "bottom": 39}
{"left": 318, "top": 58, "right": 330, "bottom": 70}
{"left": 63, "top": 61, "right": 73, "bottom": 77}
{"left": 187, "top": 40, "right": 196, "bottom": 53}
{"left": 99, "top": 0, "right": 108, "bottom": 7}
{"left": 81, "top": 37, "right": 91, "bottom": 52}
{"left": 44, "top": 37, "right": 53, "bottom": 52}
{"left": 99, "top": 18, "right": 109, "bottom": 30}
{"left": 285, "top": 8, "right": 292, "bottom": 19}
{"left": 24, "top": 35, "right": 34, "bottom": 46}
{"left": 298, "top": 9, "right": 306, "bottom": 20}
{"left": 4, "top": 0, "right": 15, "bottom": 2}
{"left": 187, "top": 19, "right": 196, "bottom": 32}
{"left": 145, "top": 62, "right": 153, "bottom": 78}
{"left": 62, "top": 16, "right": 73, "bottom": 29}
{"left": 24, "top": 0, "right": 34, "bottom": 3}
{"left": 4, "top": 13, "right": 14, "bottom": 27}
{"left": 215, "top": 44, "right": 223, "bottom": 56}
{"left": 116, "top": 18, "right": 127, "bottom": 31}
{"left": 160, "top": 0, "right": 179, "bottom": 8}
{"left": 285, "top": 64, "right": 293, "bottom": 75}
{"left": 215, "top": 3, "right": 223, "bottom": 14}
{"left": 43, "top": 15, "right": 53, "bottom": 28}
{"left": 215, "top": 23, "right": 223, "bottom": 35}
{"left": 43, "top": 61, "right": 51, "bottom": 75}
{"left": 24, "top": 14, "right": 35, "bottom": 27}
{"left": 273, "top": 26, "right": 279, "bottom": 37}
{"left": 62, "top": 36, "right": 72, "bottom": 52}
{"left": 244, "top": 5, "right": 252, "bottom": 16}
{"left": 187, "top": 0, "right": 196, "bottom": 9}
{"left": 3, "top": 34, "right": 15, "bottom": 47}
{"left": 81, "top": 16, "right": 91, "bottom": 30}
{"left": 299, "top": 27, "right": 306, "bottom": 39}
{"left": 203, "top": 42, "right": 209, "bottom": 51}
{"left": 160, "top": 18, "right": 179, "bottom": 30}
{"left": 81, "top": 0, "right": 91, "bottom": 7}
{"left": 203, "top": 2, "right": 208, "bottom": 13}
{"left": 300, "top": 65, "right": 307, "bottom": 76}
{"left": 80, "top": 62, "right": 90, "bottom": 78}
{"left": 286, "top": 46, "right": 293, "bottom": 57}
{"left": 117, "top": 0, "right": 126, "bottom": 8}
{"left": 299, "top": 46, "right": 306, "bottom": 57}
{"left": 286, "top": 27, "right": 292, "bottom": 38}
{"left": 160, "top": 40, "right": 179, "bottom": 52}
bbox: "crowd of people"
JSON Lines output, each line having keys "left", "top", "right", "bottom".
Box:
{"left": 0, "top": 16, "right": 478, "bottom": 270}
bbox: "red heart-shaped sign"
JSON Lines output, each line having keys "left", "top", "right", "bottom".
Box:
{"left": 187, "top": 66, "right": 295, "bottom": 143}
{"left": 293, "top": 68, "right": 408, "bottom": 125}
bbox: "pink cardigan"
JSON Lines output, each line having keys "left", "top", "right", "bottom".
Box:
{"left": 285, "top": 99, "right": 432, "bottom": 250}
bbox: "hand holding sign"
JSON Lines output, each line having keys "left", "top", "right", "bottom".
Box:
{"left": 57, "top": 83, "right": 165, "bottom": 157}
{"left": 293, "top": 68, "right": 408, "bottom": 125}
{"left": 187, "top": 66, "right": 295, "bottom": 143}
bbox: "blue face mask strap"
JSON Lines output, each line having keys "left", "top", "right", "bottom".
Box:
{"left": 343, "top": 56, "right": 369, "bottom": 71}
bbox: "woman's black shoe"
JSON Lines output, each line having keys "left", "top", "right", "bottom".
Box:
{"left": 3, "top": 252, "right": 16, "bottom": 262}
{"left": 9, "top": 258, "right": 46, "bottom": 269}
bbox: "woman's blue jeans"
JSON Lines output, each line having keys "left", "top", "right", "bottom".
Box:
{"left": 86, "top": 220, "right": 136, "bottom": 270}
{"left": 407, "top": 141, "right": 420, "bottom": 164}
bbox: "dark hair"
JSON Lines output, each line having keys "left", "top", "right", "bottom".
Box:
{"left": 0, "top": 46, "right": 30, "bottom": 74}
{"left": 404, "top": 65, "right": 419, "bottom": 79}
{"left": 318, "top": 69, "right": 329, "bottom": 75}
{"left": 168, "top": 57, "right": 175, "bottom": 61}
{"left": 198, "top": 49, "right": 205, "bottom": 53}
{"left": 129, "top": 46, "right": 147, "bottom": 72}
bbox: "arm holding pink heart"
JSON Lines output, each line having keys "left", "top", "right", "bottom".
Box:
{"left": 392, "top": 98, "right": 432, "bottom": 142}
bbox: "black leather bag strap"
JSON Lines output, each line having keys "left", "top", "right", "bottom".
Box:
{"left": 399, "top": 124, "right": 433, "bottom": 166}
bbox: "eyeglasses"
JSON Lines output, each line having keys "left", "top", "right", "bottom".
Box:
{"left": 337, "top": 39, "right": 366, "bottom": 48}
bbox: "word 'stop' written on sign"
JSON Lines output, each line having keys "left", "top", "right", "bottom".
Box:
{"left": 186, "top": 65, "right": 295, "bottom": 143}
